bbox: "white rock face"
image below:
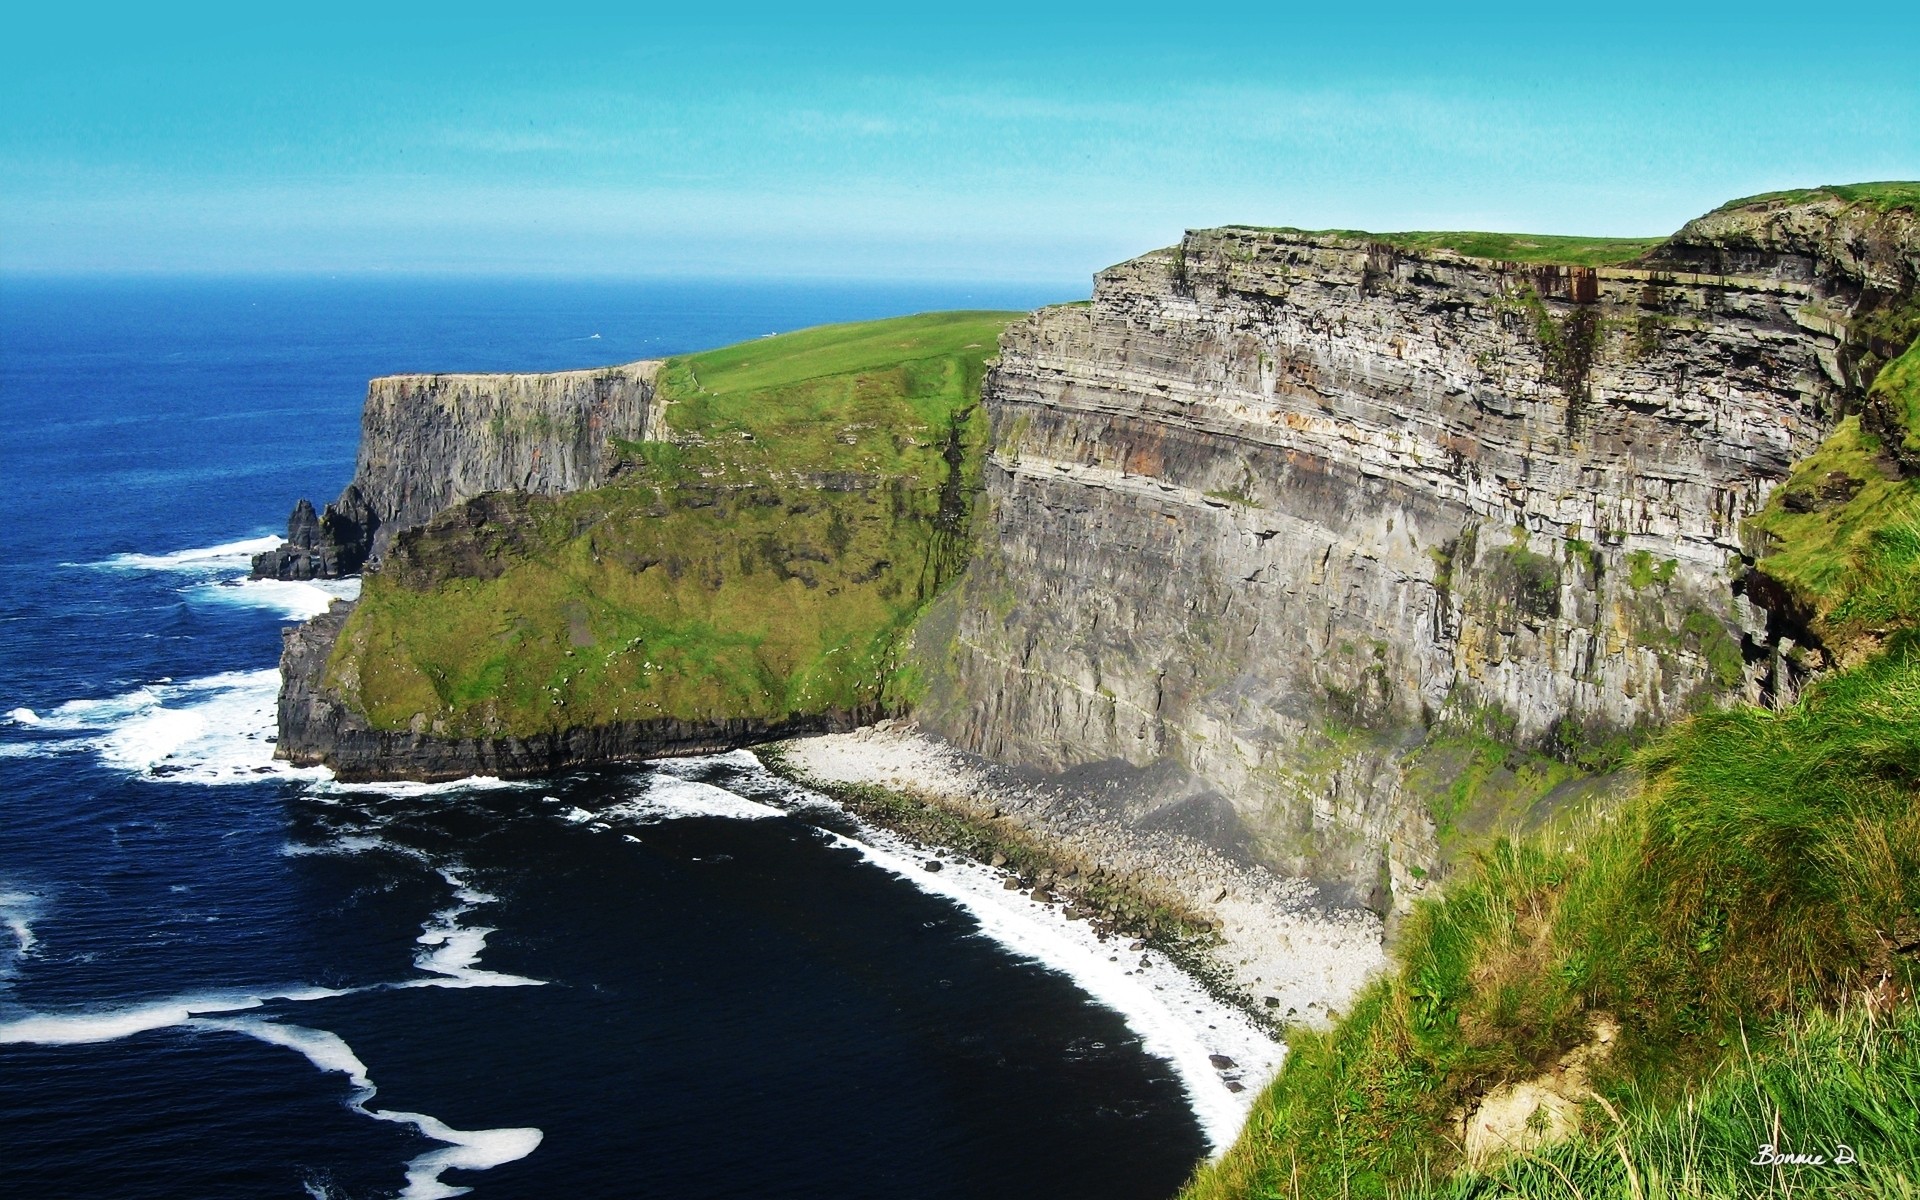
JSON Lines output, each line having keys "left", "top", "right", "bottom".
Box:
{"left": 919, "top": 203, "right": 1916, "bottom": 899}
{"left": 352, "top": 359, "right": 662, "bottom": 559}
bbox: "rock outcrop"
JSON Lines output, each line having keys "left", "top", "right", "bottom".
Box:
{"left": 254, "top": 360, "right": 661, "bottom": 579}
{"left": 912, "top": 194, "right": 1918, "bottom": 904}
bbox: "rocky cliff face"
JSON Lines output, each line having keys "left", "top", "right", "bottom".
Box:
{"left": 254, "top": 360, "right": 661, "bottom": 578}
{"left": 914, "top": 195, "right": 1917, "bottom": 905}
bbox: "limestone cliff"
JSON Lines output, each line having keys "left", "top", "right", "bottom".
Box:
{"left": 912, "top": 191, "right": 1919, "bottom": 906}
{"left": 254, "top": 360, "right": 660, "bottom": 578}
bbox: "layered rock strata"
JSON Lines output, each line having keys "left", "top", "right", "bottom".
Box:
{"left": 254, "top": 360, "right": 660, "bottom": 578}
{"left": 915, "top": 198, "right": 1916, "bottom": 903}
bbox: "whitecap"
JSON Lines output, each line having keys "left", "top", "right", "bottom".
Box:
{"left": 33, "top": 669, "right": 330, "bottom": 785}
{"left": 309, "top": 775, "right": 537, "bottom": 799}
{"left": 0, "top": 890, "right": 40, "bottom": 981}
{"left": 194, "top": 1016, "right": 543, "bottom": 1200}
{"left": 6, "top": 708, "right": 40, "bottom": 726}
{"left": 596, "top": 774, "right": 784, "bottom": 825}
{"left": 185, "top": 575, "right": 361, "bottom": 621}
{"left": 87, "top": 534, "right": 284, "bottom": 572}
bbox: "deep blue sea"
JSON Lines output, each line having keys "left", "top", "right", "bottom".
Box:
{"left": 0, "top": 277, "right": 1242, "bottom": 1199}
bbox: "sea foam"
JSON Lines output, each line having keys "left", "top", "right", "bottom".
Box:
{"left": 0, "top": 890, "right": 41, "bottom": 982}
{"left": 400, "top": 868, "right": 545, "bottom": 990}
{"left": 27, "top": 669, "right": 328, "bottom": 785}
{"left": 86, "top": 535, "right": 285, "bottom": 572}
{"left": 196, "top": 1016, "right": 543, "bottom": 1200}
{"left": 185, "top": 575, "right": 360, "bottom": 621}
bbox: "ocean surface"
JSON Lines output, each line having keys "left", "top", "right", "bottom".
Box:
{"left": 0, "top": 277, "right": 1272, "bottom": 1199}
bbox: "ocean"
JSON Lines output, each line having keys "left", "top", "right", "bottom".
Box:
{"left": 0, "top": 276, "right": 1266, "bottom": 1199}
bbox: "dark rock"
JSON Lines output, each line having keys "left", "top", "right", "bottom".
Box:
{"left": 1225, "top": 1081, "right": 1246, "bottom": 1093}
{"left": 923, "top": 859, "right": 943, "bottom": 872}
{"left": 1208, "top": 1054, "right": 1237, "bottom": 1070}
{"left": 1818, "top": 470, "right": 1863, "bottom": 505}
{"left": 1002, "top": 876, "right": 1023, "bottom": 890}
{"left": 1030, "top": 887, "right": 1055, "bottom": 904}
{"left": 1263, "top": 995, "right": 1280, "bottom": 1008}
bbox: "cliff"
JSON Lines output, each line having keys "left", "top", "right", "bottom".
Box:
{"left": 253, "top": 359, "right": 660, "bottom": 578}
{"left": 910, "top": 188, "right": 1920, "bottom": 905}
{"left": 275, "top": 313, "right": 1015, "bottom": 780}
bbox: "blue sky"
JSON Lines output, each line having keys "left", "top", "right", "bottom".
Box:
{"left": 4, "top": 2, "right": 1916, "bottom": 282}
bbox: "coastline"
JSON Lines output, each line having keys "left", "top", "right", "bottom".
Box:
{"left": 762, "top": 722, "right": 1389, "bottom": 1029}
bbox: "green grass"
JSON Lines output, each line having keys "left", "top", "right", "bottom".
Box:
{"left": 1712, "top": 181, "right": 1920, "bottom": 215}
{"left": 1874, "top": 333, "right": 1920, "bottom": 458}
{"left": 1437, "top": 1004, "right": 1920, "bottom": 1200}
{"left": 326, "top": 311, "right": 1018, "bottom": 735}
{"left": 1184, "top": 639, "right": 1920, "bottom": 1200}
{"left": 652, "top": 310, "right": 1015, "bottom": 480}
{"left": 1226, "top": 226, "right": 1664, "bottom": 267}
{"left": 1746, "top": 416, "right": 1920, "bottom": 652}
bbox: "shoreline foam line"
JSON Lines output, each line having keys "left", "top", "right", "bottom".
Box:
{"left": 594, "top": 755, "right": 1283, "bottom": 1154}
{"left": 196, "top": 1016, "right": 543, "bottom": 1200}
{"left": 813, "top": 820, "right": 1277, "bottom": 1153}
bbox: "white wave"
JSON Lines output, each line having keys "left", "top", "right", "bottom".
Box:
{"left": 0, "top": 890, "right": 40, "bottom": 981}
{"left": 399, "top": 868, "right": 544, "bottom": 991}
{"left": 7, "top": 707, "right": 40, "bottom": 725}
{"left": 279, "top": 834, "right": 392, "bottom": 859}
{"left": 596, "top": 773, "right": 784, "bottom": 824}
{"left": 308, "top": 775, "right": 538, "bottom": 799}
{"left": 88, "top": 534, "right": 284, "bottom": 572}
{"left": 186, "top": 575, "right": 361, "bottom": 621}
{"left": 0, "top": 985, "right": 353, "bottom": 1046}
{"left": 31, "top": 669, "right": 330, "bottom": 785}
{"left": 196, "top": 1016, "right": 543, "bottom": 1200}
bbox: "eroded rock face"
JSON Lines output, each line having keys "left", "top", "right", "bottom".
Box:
{"left": 253, "top": 360, "right": 661, "bottom": 579}
{"left": 916, "top": 201, "right": 1914, "bottom": 900}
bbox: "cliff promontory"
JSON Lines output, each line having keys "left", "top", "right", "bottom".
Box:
{"left": 253, "top": 359, "right": 660, "bottom": 578}
{"left": 276, "top": 313, "right": 1013, "bottom": 780}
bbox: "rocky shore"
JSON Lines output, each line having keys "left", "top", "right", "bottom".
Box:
{"left": 770, "top": 722, "right": 1387, "bottom": 1023}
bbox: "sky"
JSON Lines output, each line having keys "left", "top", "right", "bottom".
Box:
{"left": 4, "top": 2, "right": 1917, "bottom": 283}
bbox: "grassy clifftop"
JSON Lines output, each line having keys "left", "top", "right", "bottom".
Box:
{"left": 1227, "top": 225, "right": 1663, "bottom": 267}
{"left": 1712, "top": 181, "right": 1920, "bottom": 214}
{"left": 1186, "top": 335, "right": 1920, "bottom": 1200}
{"left": 323, "top": 312, "right": 1016, "bottom": 737}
